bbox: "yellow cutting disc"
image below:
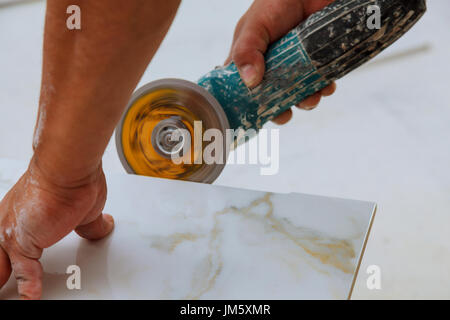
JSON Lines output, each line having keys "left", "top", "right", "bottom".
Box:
{"left": 116, "top": 79, "right": 230, "bottom": 183}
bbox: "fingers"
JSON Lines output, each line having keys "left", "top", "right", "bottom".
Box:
{"left": 271, "top": 82, "right": 336, "bottom": 124}
{"left": 298, "top": 92, "right": 322, "bottom": 110}
{"left": 272, "top": 108, "right": 293, "bottom": 125}
{"left": 303, "top": 0, "right": 336, "bottom": 17}
{"left": 75, "top": 213, "right": 114, "bottom": 241}
{"left": 233, "top": 38, "right": 267, "bottom": 88}
{"left": 9, "top": 254, "right": 43, "bottom": 300}
{"left": 0, "top": 246, "right": 12, "bottom": 289}
{"left": 297, "top": 83, "right": 336, "bottom": 110}
{"left": 231, "top": 19, "right": 270, "bottom": 88}
{"left": 321, "top": 82, "right": 337, "bottom": 97}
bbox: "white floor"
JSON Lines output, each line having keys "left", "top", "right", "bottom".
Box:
{"left": 0, "top": 0, "right": 449, "bottom": 299}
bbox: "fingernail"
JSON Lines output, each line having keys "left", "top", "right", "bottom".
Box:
{"left": 239, "top": 64, "right": 257, "bottom": 88}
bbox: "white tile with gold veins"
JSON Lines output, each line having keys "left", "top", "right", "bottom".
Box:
{"left": 0, "top": 159, "right": 375, "bottom": 299}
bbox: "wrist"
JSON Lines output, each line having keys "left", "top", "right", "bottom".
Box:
{"left": 29, "top": 152, "right": 103, "bottom": 189}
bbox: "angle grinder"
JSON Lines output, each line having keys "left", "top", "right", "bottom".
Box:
{"left": 116, "top": 0, "right": 426, "bottom": 183}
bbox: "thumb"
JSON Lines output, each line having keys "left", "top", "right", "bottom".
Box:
{"left": 0, "top": 246, "right": 12, "bottom": 289}
{"left": 75, "top": 213, "right": 114, "bottom": 241}
{"left": 9, "top": 253, "right": 43, "bottom": 300}
{"left": 231, "top": 20, "right": 270, "bottom": 88}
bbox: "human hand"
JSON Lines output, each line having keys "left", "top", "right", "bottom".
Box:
{"left": 0, "top": 158, "right": 114, "bottom": 299}
{"left": 225, "top": 0, "right": 337, "bottom": 124}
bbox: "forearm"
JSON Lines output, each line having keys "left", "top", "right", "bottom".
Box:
{"left": 33, "top": 0, "right": 180, "bottom": 186}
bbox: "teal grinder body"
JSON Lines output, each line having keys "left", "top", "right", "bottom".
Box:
{"left": 198, "top": 0, "right": 426, "bottom": 131}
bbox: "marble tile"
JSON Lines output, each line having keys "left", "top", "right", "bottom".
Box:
{"left": 0, "top": 159, "right": 375, "bottom": 299}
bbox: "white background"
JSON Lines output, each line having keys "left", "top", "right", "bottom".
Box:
{"left": 0, "top": 0, "right": 449, "bottom": 299}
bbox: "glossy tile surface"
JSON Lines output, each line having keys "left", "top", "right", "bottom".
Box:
{"left": 0, "top": 159, "right": 375, "bottom": 299}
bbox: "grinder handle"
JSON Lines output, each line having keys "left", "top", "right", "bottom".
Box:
{"left": 197, "top": 0, "right": 426, "bottom": 132}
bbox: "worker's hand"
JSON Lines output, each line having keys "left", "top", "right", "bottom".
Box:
{"left": 0, "top": 158, "right": 114, "bottom": 299}
{"left": 225, "top": 0, "right": 337, "bottom": 124}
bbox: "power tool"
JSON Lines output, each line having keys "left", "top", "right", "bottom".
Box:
{"left": 116, "top": 0, "right": 426, "bottom": 183}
